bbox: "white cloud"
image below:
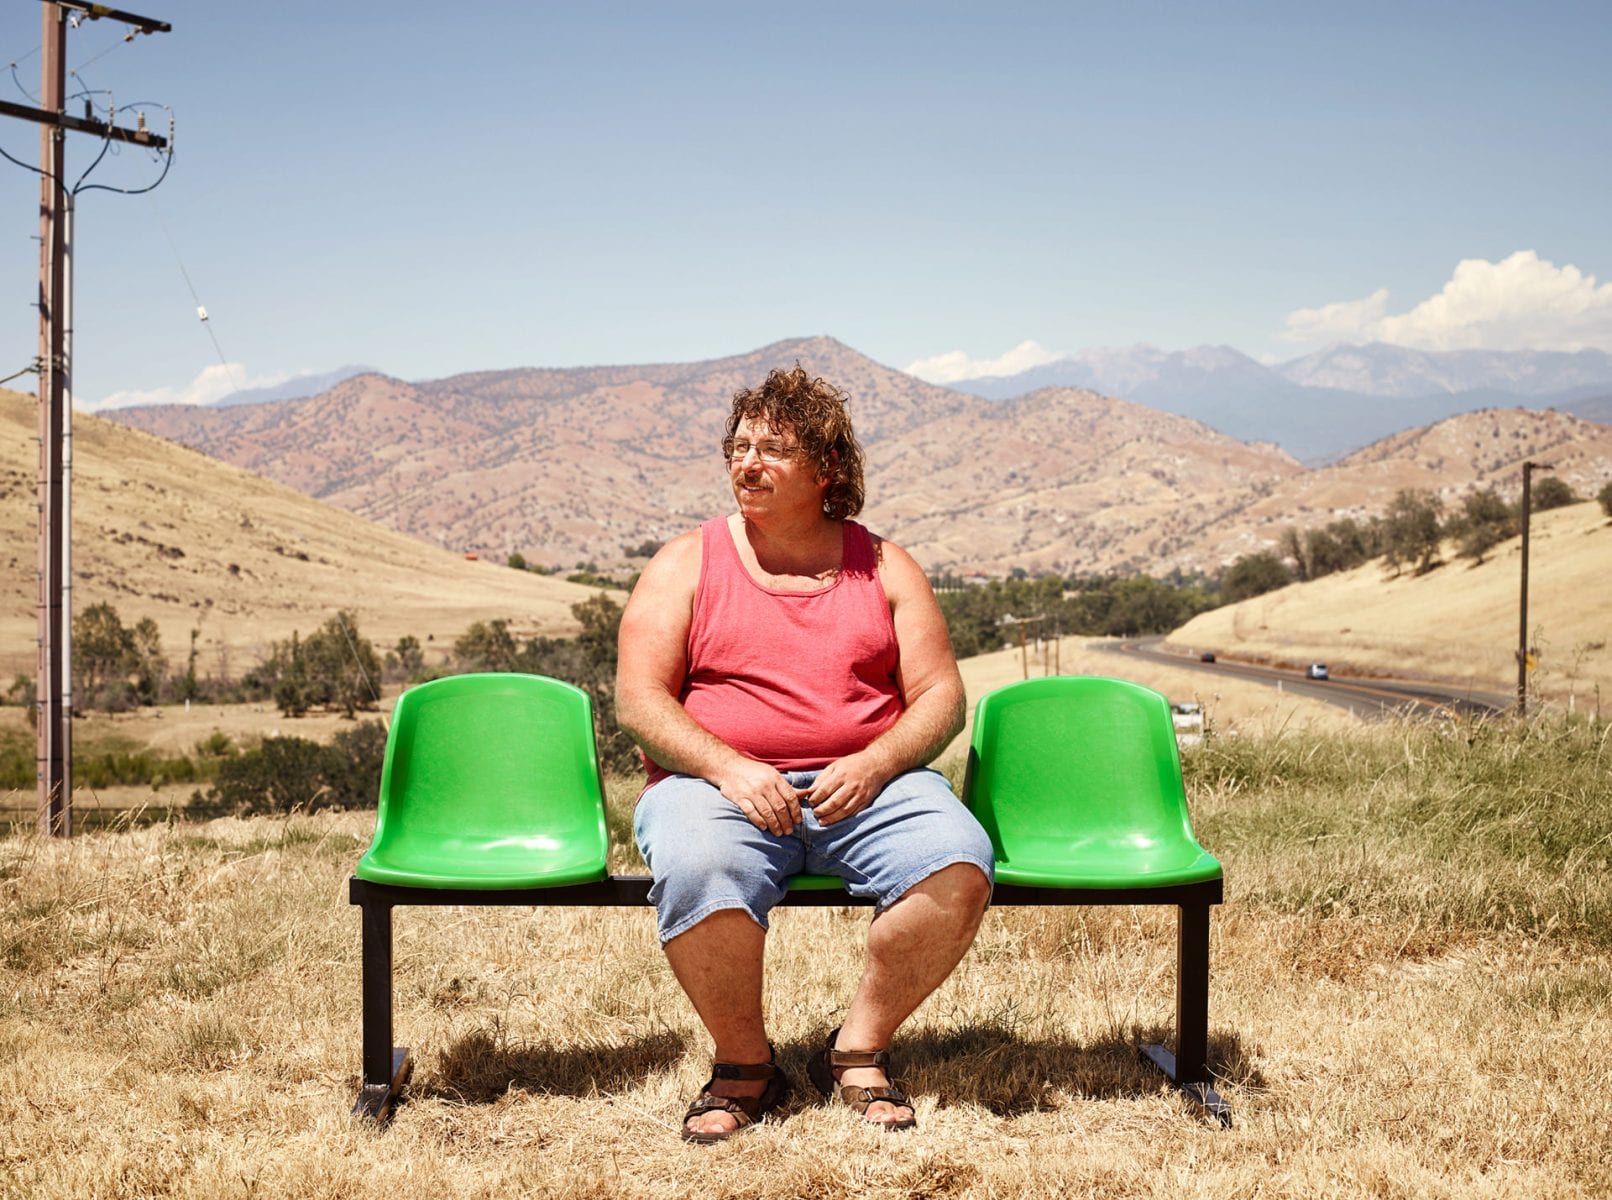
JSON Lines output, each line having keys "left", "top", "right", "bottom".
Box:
{"left": 90, "top": 362, "right": 292, "bottom": 411}
{"left": 1282, "top": 251, "right": 1612, "bottom": 352}
{"left": 905, "top": 339, "right": 1070, "bottom": 384}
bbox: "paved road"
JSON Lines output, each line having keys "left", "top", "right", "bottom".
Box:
{"left": 1090, "top": 637, "right": 1513, "bottom": 720}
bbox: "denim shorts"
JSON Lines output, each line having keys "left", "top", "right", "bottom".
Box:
{"left": 633, "top": 767, "right": 995, "bottom": 943}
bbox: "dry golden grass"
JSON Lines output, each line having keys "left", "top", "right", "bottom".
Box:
{"left": 4, "top": 718, "right": 1608, "bottom": 1199}
{"left": 0, "top": 387, "right": 619, "bottom": 682}
{"left": 1172, "top": 501, "right": 1612, "bottom": 711}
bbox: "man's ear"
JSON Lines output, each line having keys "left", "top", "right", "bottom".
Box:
{"left": 819, "top": 447, "right": 839, "bottom": 483}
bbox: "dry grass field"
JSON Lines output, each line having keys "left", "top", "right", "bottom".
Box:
{"left": 0, "top": 387, "right": 618, "bottom": 683}
{"left": 3, "top": 714, "right": 1609, "bottom": 1198}
{"left": 1171, "top": 500, "right": 1612, "bottom": 711}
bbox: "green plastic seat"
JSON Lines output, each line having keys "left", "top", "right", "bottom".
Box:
{"left": 962, "top": 676, "right": 1222, "bottom": 889}
{"left": 355, "top": 673, "right": 609, "bottom": 889}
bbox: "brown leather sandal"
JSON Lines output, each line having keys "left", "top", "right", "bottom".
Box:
{"left": 806, "top": 1026, "right": 917, "bottom": 1132}
{"left": 680, "top": 1054, "right": 791, "bottom": 1144}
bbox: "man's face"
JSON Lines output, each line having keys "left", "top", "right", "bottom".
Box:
{"left": 728, "top": 416, "right": 827, "bottom": 521}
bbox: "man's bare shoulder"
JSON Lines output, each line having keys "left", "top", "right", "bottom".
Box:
{"left": 637, "top": 527, "right": 704, "bottom": 592}
{"left": 864, "top": 529, "right": 923, "bottom": 581}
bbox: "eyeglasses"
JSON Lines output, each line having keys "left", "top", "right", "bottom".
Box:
{"left": 722, "top": 438, "right": 805, "bottom": 463}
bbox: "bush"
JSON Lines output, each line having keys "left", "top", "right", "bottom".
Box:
{"left": 1220, "top": 551, "right": 1292, "bottom": 603}
{"left": 248, "top": 612, "right": 383, "bottom": 717}
{"left": 1530, "top": 475, "right": 1577, "bottom": 512}
{"left": 193, "top": 720, "right": 387, "bottom": 816}
{"left": 1597, "top": 479, "right": 1612, "bottom": 519}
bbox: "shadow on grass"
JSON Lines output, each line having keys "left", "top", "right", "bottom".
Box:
{"left": 412, "top": 1022, "right": 1262, "bottom": 1119}
{"left": 781, "top": 1022, "right": 1264, "bottom": 1119}
{"left": 414, "top": 1029, "right": 688, "bottom": 1104}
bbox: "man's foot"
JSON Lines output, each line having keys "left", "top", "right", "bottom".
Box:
{"left": 807, "top": 1027, "right": 917, "bottom": 1131}
{"left": 680, "top": 1057, "right": 790, "bottom": 1143}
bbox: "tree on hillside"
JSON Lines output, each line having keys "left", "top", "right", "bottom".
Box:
{"left": 74, "top": 602, "right": 133, "bottom": 695}
{"left": 1220, "top": 552, "right": 1292, "bottom": 603}
{"left": 1599, "top": 479, "right": 1612, "bottom": 519}
{"left": 1277, "top": 527, "right": 1311, "bottom": 582}
{"left": 384, "top": 635, "right": 426, "bottom": 683}
{"left": 71, "top": 603, "right": 165, "bottom": 710}
{"left": 300, "top": 611, "right": 382, "bottom": 717}
{"left": 1382, "top": 489, "right": 1445, "bottom": 576}
{"left": 1099, "top": 576, "right": 1204, "bottom": 638}
{"left": 248, "top": 612, "right": 382, "bottom": 717}
{"left": 1530, "top": 476, "right": 1577, "bottom": 512}
{"left": 455, "top": 619, "right": 520, "bottom": 672}
{"left": 1450, "top": 487, "right": 1517, "bottom": 564}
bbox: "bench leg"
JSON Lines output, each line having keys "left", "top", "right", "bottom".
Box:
{"left": 353, "top": 895, "right": 412, "bottom": 1122}
{"left": 1140, "top": 901, "right": 1231, "bottom": 1127}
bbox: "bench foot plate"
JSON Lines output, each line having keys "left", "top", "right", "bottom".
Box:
{"left": 1140, "top": 1043, "right": 1231, "bottom": 1127}
{"left": 353, "top": 1047, "right": 412, "bottom": 1123}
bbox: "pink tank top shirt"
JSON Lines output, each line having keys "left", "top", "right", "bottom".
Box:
{"left": 642, "top": 517, "right": 904, "bottom": 786}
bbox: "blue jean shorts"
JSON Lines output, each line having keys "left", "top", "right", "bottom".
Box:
{"left": 633, "top": 767, "right": 995, "bottom": 943}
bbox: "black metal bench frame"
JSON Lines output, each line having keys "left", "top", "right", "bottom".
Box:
{"left": 349, "top": 873, "right": 1230, "bottom": 1126}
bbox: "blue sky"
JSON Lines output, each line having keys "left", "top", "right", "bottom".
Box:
{"left": 2, "top": 1, "right": 1610, "bottom": 408}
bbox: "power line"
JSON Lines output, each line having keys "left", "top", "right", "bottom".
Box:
{"left": 157, "top": 212, "right": 241, "bottom": 396}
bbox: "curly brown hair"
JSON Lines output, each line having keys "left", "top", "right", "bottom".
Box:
{"left": 725, "top": 364, "right": 866, "bottom": 520}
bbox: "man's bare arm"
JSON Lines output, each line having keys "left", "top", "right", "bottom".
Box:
{"left": 807, "top": 538, "right": 965, "bottom": 824}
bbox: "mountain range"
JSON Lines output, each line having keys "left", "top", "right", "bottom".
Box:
{"left": 101, "top": 337, "right": 1612, "bottom": 580}
{"left": 948, "top": 343, "right": 1612, "bottom": 462}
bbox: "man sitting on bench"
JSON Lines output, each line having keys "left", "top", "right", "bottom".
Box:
{"left": 616, "top": 364, "right": 993, "bottom": 1143}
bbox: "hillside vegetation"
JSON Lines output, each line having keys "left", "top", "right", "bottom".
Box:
{"left": 1171, "top": 500, "right": 1612, "bottom": 706}
{"left": 0, "top": 388, "right": 618, "bottom": 681}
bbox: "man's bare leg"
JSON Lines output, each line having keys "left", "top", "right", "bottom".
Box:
{"left": 662, "top": 908, "right": 773, "bottom": 1138}
{"left": 832, "top": 862, "right": 991, "bottom": 1126}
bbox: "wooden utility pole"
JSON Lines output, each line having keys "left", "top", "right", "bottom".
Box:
{"left": 1516, "top": 460, "right": 1553, "bottom": 717}
{"left": 2, "top": 2, "right": 170, "bottom": 835}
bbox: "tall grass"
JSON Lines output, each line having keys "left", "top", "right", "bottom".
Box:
{"left": 1, "top": 716, "right": 1608, "bottom": 1198}
{"left": 1188, "top": 714, "right": 1612, "bottom": 947}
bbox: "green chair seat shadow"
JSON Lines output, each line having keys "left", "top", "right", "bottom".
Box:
{"left": 962, "top": 675, "right": 1222, "bottom": 889}
{"left": 355, "top": 673, "right": 609, "bottom": 890}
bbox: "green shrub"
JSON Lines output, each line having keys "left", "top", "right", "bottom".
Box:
{"left": 192, "top": 721, "right": 387, "bottom": 816}
{"left": 1598, "top": 479, "right": 1612, "bottom": 519}
{"left": 1530, "top": 475, "right": 1577, "bottom": 511}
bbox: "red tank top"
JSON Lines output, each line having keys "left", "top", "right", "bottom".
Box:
{"left": 642, "top": 517, "right": 903, "bottom": 785}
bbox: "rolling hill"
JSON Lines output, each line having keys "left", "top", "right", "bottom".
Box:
{"left": 104, "top": 337, "right": 1612, "bottom": 581}
{"left": 1168, "top": 499, "right": 1612, "bottom": 707}
{"left": 0, "top": 387, "right": 617, "bottom": 681}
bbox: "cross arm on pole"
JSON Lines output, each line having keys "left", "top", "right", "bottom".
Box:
{"left": 55, "top": 2, "right": 170, "bottom": 35}
{"left": 0, "top": 98, "right": 168, "bottom": 149}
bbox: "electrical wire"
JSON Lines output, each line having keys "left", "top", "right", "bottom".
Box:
{"left": 9, "top": 57, "right": 38, "bottom": 104}
{"left": 157, "top": 211, "right": 243, "bottom": 398}
{"left": 72, "top": 104, "right": 173, "bottom": 196}
{"left": 1, "top": 363, "right": 39, "bottom": 387}
{"left": 0, "top": 138, "right": 51, "bottom": 178}
{"left": 334, "top": 611, "right": 386, "bottom": 720}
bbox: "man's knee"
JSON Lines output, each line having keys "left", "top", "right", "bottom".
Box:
{"left": 899, "top": 861, "right": 992, "bottom": 919}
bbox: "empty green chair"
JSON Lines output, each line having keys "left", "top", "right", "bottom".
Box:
{"left": 961, "top": 674, "right": 1228, "bottom": 1123}
{"left": 962, "top": 675, "right": 1221, "bottom": 889}
{"left": 355, "top": 672, "right": 609, "bottom": 889}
